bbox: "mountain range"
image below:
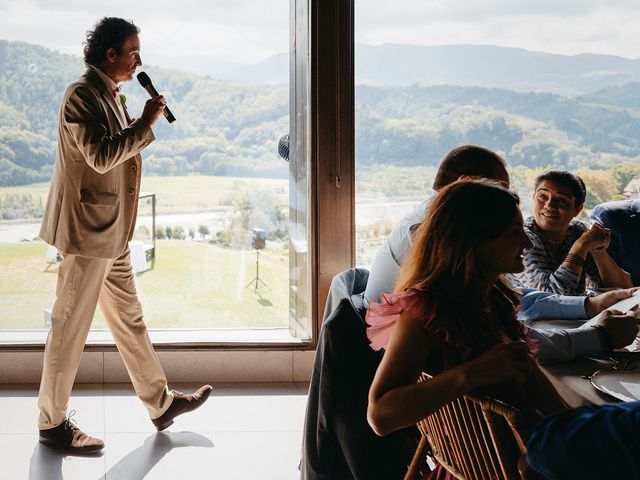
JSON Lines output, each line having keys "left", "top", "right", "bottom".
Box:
{"left": 222, "top": 43, "right": 640, "bottom": 96}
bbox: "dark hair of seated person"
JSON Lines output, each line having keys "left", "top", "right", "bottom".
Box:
{"left": 432, "top": 145, "right": 508, "bottom": 191}
{"left": 534, "top": 170, "right": 586, "bottom": 207}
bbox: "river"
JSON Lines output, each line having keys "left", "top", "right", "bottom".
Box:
{"left": 0, "top": 200, "right": 420, "bottom": 243}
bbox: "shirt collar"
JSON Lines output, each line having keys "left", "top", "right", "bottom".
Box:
{"left": 89, "top": 65, "right": 120, "bottom": 95}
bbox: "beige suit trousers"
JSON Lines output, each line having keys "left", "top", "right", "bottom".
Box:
{"left": 38, "top": 247, "right": 172, "bottom": 429}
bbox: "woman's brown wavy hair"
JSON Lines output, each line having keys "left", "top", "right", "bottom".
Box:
{"left": 396, "top": 179, "right": 526, "bottom": 359}
{"left": 396, "top": 179, "right": 521, "bottom": 295}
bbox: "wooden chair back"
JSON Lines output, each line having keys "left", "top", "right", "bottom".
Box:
{"left": 405, "top": 373, "right": 535, "bottom": 480}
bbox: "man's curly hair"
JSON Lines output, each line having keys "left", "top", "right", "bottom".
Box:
{"left": 83, "top": 17, "right": 140, "bottom": 66}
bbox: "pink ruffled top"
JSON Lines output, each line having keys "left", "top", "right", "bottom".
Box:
{"left": 366, "top": 288, "right": 539, "bottom": 358}
{"left": 366, "top": 288, "right": 437, "bottom": 352}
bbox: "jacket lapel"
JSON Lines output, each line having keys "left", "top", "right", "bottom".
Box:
{"left": 121, "top": 98, "right": 132, "bottom": 125}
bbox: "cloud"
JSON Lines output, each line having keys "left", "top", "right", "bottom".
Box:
{"left": 28, "top": 0, "right": 286, "bottom": 28}
{"left": 356, "top": 0, "right": 602, "bottom": 28}
{"left": 1, "top": 0, "right": 639, "bottom": 65}
{"left": 356, "top": 1, "right": 640, "bottom": 58}
{"left": 0, "top": 0, "right": 289, "bottom": 64}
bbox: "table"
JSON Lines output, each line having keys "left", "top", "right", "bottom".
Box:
{"left": 534, "top": 317, "right": 640, "bottom": 407}
{"left": 541, "top": 357, "right": 617, "bottom": 407}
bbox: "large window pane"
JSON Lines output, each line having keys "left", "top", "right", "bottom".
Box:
{"left": 356, "top": 1, "right": 640, "bottom": 266}
{"left": 0, "top": 1, "right": 311, "bottom": 339}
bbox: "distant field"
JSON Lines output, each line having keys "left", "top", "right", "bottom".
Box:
{"left": 139, "top": 175, "right": 287, "bottom": 213}
{"left": 0, "top": 174, "right": 288, "bottom": 216}
{"left": 0, "top": 240, "right": 289, "bottom": 330}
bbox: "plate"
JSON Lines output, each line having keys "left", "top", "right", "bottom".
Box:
{"left": 590, "top": 369, "right": 640, "bottom": 402}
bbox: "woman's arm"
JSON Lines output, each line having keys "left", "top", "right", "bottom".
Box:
{"left": 367, "top": 311, "right": 469, "bottom": 436}
{"left": 367, "top": 312, "right": 533, "bottom": 436}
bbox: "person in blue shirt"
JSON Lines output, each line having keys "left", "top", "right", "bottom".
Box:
{"left": 527, "top": 401, "right": 640, "bottom": 479}
{"left": 364, "top": 145, "right": 639, "bottom": 363}
{"left": 592, "top": 199, "right": 640, "bottom": 286}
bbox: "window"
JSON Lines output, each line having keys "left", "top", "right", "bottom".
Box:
{"left": 0, "top": 1, "right": 315, "bottom": 344}
{"left": 355, "top": 1, "right": 640, "bottom": 266}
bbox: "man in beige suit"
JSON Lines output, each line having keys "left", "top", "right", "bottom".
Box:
{"left": 38, "top": 17, "right": 212, "bottom": 454}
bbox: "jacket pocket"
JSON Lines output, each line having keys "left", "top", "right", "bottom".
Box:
{"left": 80, "top": 189, "right": 118, "bottom": 207}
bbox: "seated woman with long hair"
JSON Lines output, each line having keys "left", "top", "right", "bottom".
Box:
{"left": 366, "top": 180, "right": 567, "bottom": 478}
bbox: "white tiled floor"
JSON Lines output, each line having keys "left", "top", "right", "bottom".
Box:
{"left": 1, "top": 382, "right": 309, "bottom": 479}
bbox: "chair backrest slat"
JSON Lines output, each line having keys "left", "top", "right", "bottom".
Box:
{"left": 405, "top": 373, "right": 532, "bottom": 480}
{"left": 443, "top": 404, "right": 472, "bottom": 479}
{"left": 450, "top": 400, "right": 481, "bottom": 480}
{"left": 425, "top": 415, "right": 448, "bottom": 465}
{"left": 471, "top": 400, "right": 503, "bottom": 479}
{"left": 454, "top": 399, "right": 491, "bottom": 480}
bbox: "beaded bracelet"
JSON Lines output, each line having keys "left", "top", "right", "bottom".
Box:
{"left": 565, "top": 252, "right": 585, "bottom": 268}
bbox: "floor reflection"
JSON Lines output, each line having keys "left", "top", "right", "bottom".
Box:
{"left": 29, "top": 443, "right": 103, "bottom": 480}
{"left": 100, "top": 432, "right": 214, "bottom": 480}
{"left": 28, "top": 432, "right": 213, "bottom": 480}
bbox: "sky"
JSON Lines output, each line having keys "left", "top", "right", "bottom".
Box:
{"left": 0, "top": 0, "right": 639, "bottom": 71}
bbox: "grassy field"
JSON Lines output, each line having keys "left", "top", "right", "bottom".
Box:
{"left": 0, "top": 174, "right": 288, "bottom": 216}
{"left": 0, "top": 240, "right": 289, "bottom": 330}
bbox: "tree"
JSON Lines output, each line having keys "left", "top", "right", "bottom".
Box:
{"left": 576, "top": 169, "right": 618, "bottom": 210}
{"left": 165, "top": 226, "right": 173, "bottom": 239}
{"left": 173, "top": 225, "right": 186, "bottom": 240}
{"left": 188, "top": 228, "right": 195, "bottom": 240}
{"left": 611, "top": 162, "right": 640, "bottom": 194}
{"left": 155, "top": 226, "right": 166, "bottom": 239}
{"left": 198, "top": 224, "right": 210, "bottom": 240}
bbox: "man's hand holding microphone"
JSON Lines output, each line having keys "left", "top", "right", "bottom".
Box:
{"left": 137, "top": 71, "right": 176, "bottom": 124}
{"left": 141, "top": 94, "right": 167, "bottom": 126}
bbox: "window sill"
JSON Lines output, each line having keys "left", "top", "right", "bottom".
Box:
{"left": 0, "top": 328, "right": 312, "bottom": 350}
{"left": 0, "top": 330, "right": 316, "bottom": 384}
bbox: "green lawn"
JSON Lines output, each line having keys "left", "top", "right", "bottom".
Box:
{"left": 0, "top": 240, "right": 289, "bottom": 329}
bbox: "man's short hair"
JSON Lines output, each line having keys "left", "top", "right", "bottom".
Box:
{"left": 432, "top": 145, "right": 507, "bottom": 190}
{"left": 83, "top": 17, "right": 140, "bottom": 66}
{"left": 534, "top": 171, "right": 587, "bottom": 207}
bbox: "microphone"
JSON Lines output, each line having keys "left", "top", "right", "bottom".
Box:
{"left": 136, "top": 72, "right": 176, "bottom": 123}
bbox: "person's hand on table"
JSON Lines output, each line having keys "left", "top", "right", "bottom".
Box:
{"left": 585, "top": 287, "right": 640, "bottom": 318}
{"left": 592, "top": 308, "right": 639, "bottom": 349}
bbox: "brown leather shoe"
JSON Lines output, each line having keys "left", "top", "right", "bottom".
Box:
{"left": 39, "top": 412, "right": 104, "bottom": 454}
{"left": 152, "top": 385, "right": 213, "bottom": 431}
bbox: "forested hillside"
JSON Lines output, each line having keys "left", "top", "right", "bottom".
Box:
{"left": 356, "top": 84, "right": 640, "bottom": 171}
{"left": 0, "top": 39, "right": 289, "bottom": 186}
{"left": 1, "top": 39, "right": 640, "bottom": 189}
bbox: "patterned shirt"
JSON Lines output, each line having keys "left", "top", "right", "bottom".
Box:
{"left": 515, "top": 216, "right": 601, "bottom": 295}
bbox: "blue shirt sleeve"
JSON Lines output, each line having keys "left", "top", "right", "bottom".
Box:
{"left": 528, "top": 325, "right": 602, "bottom": 364}
{"left": 518, "top": 289, "right": 587, "bottom": 324}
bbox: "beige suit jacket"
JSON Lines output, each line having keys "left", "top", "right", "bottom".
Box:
{"left": 40, "top": 67, "right": 155, "bottom": 258}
